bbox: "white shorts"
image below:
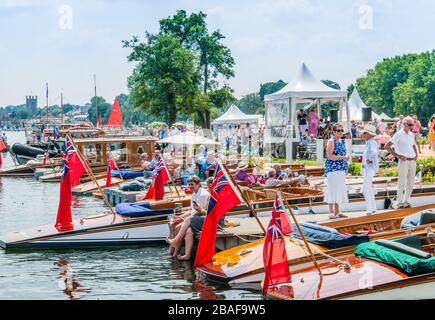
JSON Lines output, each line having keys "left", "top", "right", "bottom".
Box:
{"left": 324, "top": 171, "right": 349, "bottom": 205}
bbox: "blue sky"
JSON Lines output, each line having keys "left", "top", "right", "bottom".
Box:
{"left": 0, "top": 0, "right": 433, "bottom": 106}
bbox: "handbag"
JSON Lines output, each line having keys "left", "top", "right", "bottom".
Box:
{"left": 384, "top": 177, "right": 392, "bottom": 209}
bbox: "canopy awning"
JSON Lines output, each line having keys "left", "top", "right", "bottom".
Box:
{"left": 343, "top": 87, "right": 384, "bottom": 122}
{"left": 157, "top": 132, "right": 219, "bottom": 145}
{"left": 264, "top": 63, "right": 347, "bottom": 101}
{"left": 212, "top": 104, "right": 262, "bottom": 125}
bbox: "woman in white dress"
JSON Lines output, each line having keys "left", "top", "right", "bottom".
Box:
{"left": 324, "top": 124, "right": 350, "bottom": 219}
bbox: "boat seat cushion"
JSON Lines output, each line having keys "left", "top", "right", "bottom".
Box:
{"left": 111, "top": 170, "right": 144, "bottom": 179}
{"left": 116, "top": 201, "right": 173, "bottom": 218}
{"left": 392, "top": 235, "right": 423, "bottom": 251}
{"left": 354, "top": 242, "right": 435, "bottom": 275}
{"left": 400, "top": 210, "right": 435, "bottom": 229}
{"left": 375, "top": 239, "right": 430, "bottom": 259}
{"left": 291, "top": 222, "right": 369, "bottom": 249}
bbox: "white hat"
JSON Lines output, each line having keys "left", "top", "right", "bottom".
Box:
{"left": 361, "top": 124, "right": 377, "bottom": 136}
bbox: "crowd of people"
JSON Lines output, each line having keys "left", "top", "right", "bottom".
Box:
{"left": 322, "top": 114, "right": 433, "bottom": 219}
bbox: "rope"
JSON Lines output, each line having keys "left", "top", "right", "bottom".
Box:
{"left": 217, "top": 224, "right": 264, "bottom": 243}
{"left": 288, "top": 236, "right": 349, "bottom": 267}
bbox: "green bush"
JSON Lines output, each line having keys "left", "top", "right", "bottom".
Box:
{"left": 379, "top": 167, "right": 399, "bottom": 177}
{"left": 348, "top": 163, "right": 362, "bottom": 176}
{"left": 417, "top": 157, "right": 435, "bottom": 182}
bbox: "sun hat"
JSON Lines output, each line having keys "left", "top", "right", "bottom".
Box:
{"left": 361, "top": 124, "right": 377, "bottom": 136}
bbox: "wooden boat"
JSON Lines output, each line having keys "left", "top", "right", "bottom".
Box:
{"left": 0, "top": 158, "right": 63, "bottom": 177}
{"left": 266, "top": 232, "right": 435, "bottom": 300}
{"left": 0, "top": 183, "right": 320, "bottom": 250}
{"left": 38, "top": 136, "right": 156, "bottom": 182}
{"left": 196, "top": 205, "right": 435, "bottom": 287}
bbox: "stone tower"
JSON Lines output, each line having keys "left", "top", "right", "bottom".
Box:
{"left": 26, "top": 95, "right": 38, "bottom": 112}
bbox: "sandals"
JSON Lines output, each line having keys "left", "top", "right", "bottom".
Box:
{"left": 329, "top": 213, "right": 348, "bottom": 219}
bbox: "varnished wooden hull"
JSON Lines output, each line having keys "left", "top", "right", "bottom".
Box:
{"left": 266, "top": 256, "right": 435, "bottom": 300}
{"left": 197, "top": 205, "right": 435, "bottom": 287}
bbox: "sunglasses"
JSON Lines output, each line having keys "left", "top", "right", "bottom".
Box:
{"left": 334, "top": 129, "right": 344, "bottom": 133}
{"left": 405, "top": 123, "right": 414, "bottom": 127}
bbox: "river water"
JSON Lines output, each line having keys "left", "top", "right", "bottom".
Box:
{"left": 0, "top": 131, "right": 259, "bottom": 300}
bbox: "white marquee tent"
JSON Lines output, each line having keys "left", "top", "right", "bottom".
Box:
{"left": 343, "top": 87, "right": 382, "bottom": 122}
{"left": 211, "top": 104, "right": 263, "bottom": 125}
{"left": 264, "top": 63, "right": 349, "bottom": 162}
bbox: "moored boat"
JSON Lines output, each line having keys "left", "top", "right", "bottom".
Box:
{"left": 266, "top": 231, "right": 435, "bottom": 300}
{"left": 196, "top": 205, "right": 435, "bottom": 288}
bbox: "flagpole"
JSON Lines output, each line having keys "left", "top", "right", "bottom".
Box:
{"left": 163, "top": 157, "right": 181, "bottom": 200}
{"left": 94, "top": 74, "right": 99, "bottom": 127}
{"left": 279, "top": 191, "right": 321, "bottom": 275}
{"left": 66, "top": 132, "right": 116, "bottom": 216}
{"left": 46, "top": 82, "right": 49, "bottom": 123}
{"left": 108, "top": 151, "right": 124, "bottom": 181}
{"left": 61, "top": 92, "right": 64, "bottom": 124}
{"left": 221, "top": 162, "right": 266, "bottom": 234}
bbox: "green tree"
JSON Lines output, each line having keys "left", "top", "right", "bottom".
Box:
{"left": 356, "top": 51, "right": 434, "bottom": 121}
{"left": 154, "top": 10, "right": 235, "bottom": 129}
{"left": 393, "top": 51, "right": 435, "bottom": 121}
{"left": 259, "top": 80, "right": 287, "bottom": 99}
{"left": 124, "top": 33, "right": 201, "bottom": 125}
{"left": 321, "top": 80, "right": 341, "bottom": 90}
{"left": 88, "top": 96, "right": 111, "bottom": 125}
{"left": 356, "top": 53, "right": 419, "bottom": 116}
{"left": 237, "top": 92, "right": 264, "bottom": 114}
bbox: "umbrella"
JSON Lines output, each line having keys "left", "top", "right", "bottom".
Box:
{"left": 157, "top": 131, "right": 219, "bottom": 145}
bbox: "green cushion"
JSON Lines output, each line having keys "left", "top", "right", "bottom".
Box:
{"left": 375, "top": 239, "right": 430, "bottom": 259}
{"left": 354, "top": 242, "right": 435, "bottom": 275}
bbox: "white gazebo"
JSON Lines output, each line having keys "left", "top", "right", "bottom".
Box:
{"left": 212, "top": 104, "right": 263, "bottom": 125}
{"left": 343, "top": 87, "right": 382, "bottom": 122}
{"left": 264, "top": 63, "right": 349, "bottom": 163}
{"left": 211, "top": 104, "right": 263, "bottom": 144}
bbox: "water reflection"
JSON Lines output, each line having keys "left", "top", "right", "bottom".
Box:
{"left": 54, "top": 258, "right": 91, "bottom": 300}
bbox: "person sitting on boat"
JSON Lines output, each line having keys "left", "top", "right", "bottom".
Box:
{"left": 150, "top": 151, "right": 161, "bottom": 168}
{"left": 265, "top": 168, "right": 299, "bottom": 187}
{"left": 204, "top": 154, "right": 218, "bottom": 178}
{"left": 234, "top": 161, "right": 256, "bottom": 184}
{"left": 167, "top": 175, "right": 210, "bottom": 261}
{"left": 272, "top": 164, "right": 288, "bottom": 180}
{"left": 141, "top": 153, "right": 154, "bottom": 179}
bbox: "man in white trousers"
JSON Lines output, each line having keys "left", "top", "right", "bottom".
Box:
{"left": 361, "top": 124, "right": 379, "bottom": 215}
{"left": 385, "top": 117, "right": 418, "bottom": 209}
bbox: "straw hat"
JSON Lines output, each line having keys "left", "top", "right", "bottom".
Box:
{"left": 361, "top": 124, "right": 377, "bottom": 136}
{"left": 237, "top": 161, "right": 248, "bottom": 170}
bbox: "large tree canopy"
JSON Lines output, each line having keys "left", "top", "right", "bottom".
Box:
{"left": 124, "top": 10, "right": 235, "bottom": 128}
{"left": 356, "top": 51, "right": 434, "bottom": 121}
{"left": 259, "top": 80, "right": 287, "bottom": 99}
{"left": 124, "top": 33, "right": 200, "bottom": 125}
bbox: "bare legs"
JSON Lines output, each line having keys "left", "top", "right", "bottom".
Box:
{"left": 328, "top": 203, "right": 347, "bottom": 219}
{"left": 177, "top": 228, "right": 194, "bottom": 261}
{"left": 168, "top": 217, "right": 191, "bottom": 257}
